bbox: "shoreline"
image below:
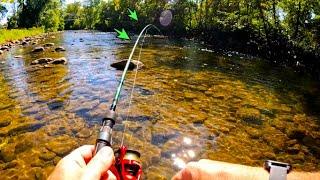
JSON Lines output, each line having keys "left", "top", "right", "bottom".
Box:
{"left": 0, "top": 29, "right": 61, "bottom": 55}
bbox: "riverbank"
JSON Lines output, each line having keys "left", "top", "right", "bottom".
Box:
{"left": 0, "top": 28, "right": 44, "bottom": 45}
{"left": 181, "top": 28, "right": 320, "bottom": 80}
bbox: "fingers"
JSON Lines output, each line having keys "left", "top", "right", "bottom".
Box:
{"left": 172, "top": 161, "right": 198, "bottom": 180}
{"left": 63, "top": 145, "right": 95, "bottom": 167}
{"left": 81, "top": 146, "right": 115, "bottom": 180}
{"left": 71, "top": 145, "right": 95, "bottom": 164}
{"left": 101, "top": 170, "right": 117, "bottom": 180}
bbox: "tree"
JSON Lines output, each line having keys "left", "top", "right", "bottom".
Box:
{"left": 39, "top": 0, "right": 64, "bottom": 31}
{"left": 64, "top": 2, "right": 85, "bottom": 30}
{"left": 0, "top": 4, "right": 8, "bottom": 20}
{"left": 17, "top": 0, "right": 47, "bottom": 27}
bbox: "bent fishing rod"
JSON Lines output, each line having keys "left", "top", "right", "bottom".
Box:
{"left": 94, "top": 24, "right": 160, "bottom": 180}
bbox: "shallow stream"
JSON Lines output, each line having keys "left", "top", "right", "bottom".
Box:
{"left": 0, "top": 31, "right": 319, "bottom": 179}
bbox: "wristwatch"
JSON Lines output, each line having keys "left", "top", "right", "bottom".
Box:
{"left": 264, "top": 160, "right": 292, "bottom": 180}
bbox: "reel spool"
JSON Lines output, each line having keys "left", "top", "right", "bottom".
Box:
{"left": 114, "top": 146, "right": 143, "bottom": 180}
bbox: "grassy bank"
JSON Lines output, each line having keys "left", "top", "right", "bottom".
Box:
{"left": 0, "top": 28, "right": 44, "bottom": 44}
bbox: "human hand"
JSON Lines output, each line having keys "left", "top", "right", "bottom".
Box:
{"left": 48, "top": 145, "right": 115, "bottom": 180}
{"left": 172, "top": 159, "right": 268, "bottom": 180}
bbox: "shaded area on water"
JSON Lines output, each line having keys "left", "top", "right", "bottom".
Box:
{"left": 0, "top": 31, "right": 319, "bottom": 179}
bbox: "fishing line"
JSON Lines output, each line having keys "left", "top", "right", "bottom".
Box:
{"left": 120, "top": 25, "right": 160, "bottom": 146}
{"left": 121, "top": 29, "right": 148, "bottom": 146}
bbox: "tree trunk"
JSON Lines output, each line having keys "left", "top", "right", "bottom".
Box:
{"left": 272, "top": 0, "right": 279, "bottom": 29}
{"left": 293, "top": 1, "right": 301, "bottom": 38}
{"left": 257, "top": 0, "right": 269, "bottom": 39}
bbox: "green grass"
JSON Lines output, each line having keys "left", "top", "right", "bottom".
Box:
{"left": 0, "top": 28, "right": 44, "bottom": 44}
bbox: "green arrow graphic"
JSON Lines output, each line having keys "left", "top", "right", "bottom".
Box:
{"left": 114, "top": 28, "right": 130, "bottom": 40}
{"left": 128, "top": 8, "right": 138, "bottom": 21}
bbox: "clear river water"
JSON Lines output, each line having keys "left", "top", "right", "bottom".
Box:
{"left": 0, "top": 31, "right": 319, "bottom": 179}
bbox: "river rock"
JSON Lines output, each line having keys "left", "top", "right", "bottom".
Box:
{"left": 190, "top": 113, "right": 207, "bottom": 124}
{"left": 32, "top": 47, "right": 45, "bottom": 53}
{"left": 0, "top": 144, "right": 16, "bottom": 162}
{"left": 31, "top": 58, "right": 53, "bottom": 65}
{"left": 24, "top": 167, "right": 44, "bottom": 180}
{"left": 151, "top": 127, "right": 178, "bottom": 146}
{"left": 0, "top": 161, "right": 18, "bottom": 170}
{"left": 110, "top": 60, "right": 144, "bottom": 70}
{"left": 236, "top": 107, "right": 262, "bottom": 126}
{"left": 0, "top": 119, "right": 11, "bottom": 128}
{"left": 184, "top": 91, "right": 197, "bottom": 99}
{"left": 44, "top": 43, "right": 54, "bottom": 47}
{"left": 0, "top": 50, "right": 3, "bottom": 55}
{"left": 286, "top": 144, "right": 300, "bottom": 154}
{"left": 4, "top": 121, "right": 45, "bottom": 136}
{"left": 75, "top": 129, "right": 92, "bottom": 138}
{"left": 30, "top": 158, "right": 45, "bottom": 168}
{"left": 45, "top": 136, "right": 77, "bottom": 157}
{"left": 51, "top": 57, "right": 67, "bottom": 65}
{"left": 21, "top": 41, "right": 28, "bottom": 45}
{"left": 39, "top": 150, "right": 56, "bottom": 161}
{"left": 14, "top": 138, "right": 34, "bottom": 154}
{"left": 0, "top": 46, "right": 10, "bottom": 51}
{"left": 55, "top": 46, "right": 66, "bottom": 52}
{"left": 47, "top": 100, "right": 64, "bottom": 110}
{"left": 245, "top": 127, "right": 261, "bottom": 139}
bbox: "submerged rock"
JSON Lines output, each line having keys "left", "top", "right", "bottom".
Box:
{"left": 47, "top": 100, "right": 64, "bottom": 110}
{"left": 237, "top": 107, "right": 263, "bottom": 126}
{"left": 44, "top": 43, "right": 54, "bottom": 47}
{"left": 14, "top": 139, "right": 34, "bottom": 154}
{"left": 0, "top": 145, "right": 16, "bottom": 162}
{"left": 32, "top": 47, "right": 45, "bottom": 53}
{"left": 30, "top": 57, "right": 67, "bottom": 65}
{"left": 31, "top": 58, "right": 53, "bottom": 65}
{"left": 151, "top": 127, "right": 178, "bottom": 146}
{"left": 39, "top": 149, "right": 56, "bottom": 161}
{"left": 51, "top": 57, "right": 67, "bottom": 65}
{"left": 75, "top": 129, "right": 92, "bottom": 138}
{"left": 0, "top": 161, "right": 18, "bottom": 170}
{"left": 0, "top": 119, "right": 11, "bottom": 128}
{"left": 55, "top": 46, "right": 66, "bottom": 52}
{"left": 0, "top": 122, "right": 45, "bottom": 137}
{"left": 110, "top": 60, "right": 144, "bottom": 70}
{"left": 45, "top": 136, "right": 77, "bottom": 157}
{"left": 0, "top": 46, "right": 10, "bottom": 51}
{"left": 21, "top": 41, "right": 28, "bottom": 45}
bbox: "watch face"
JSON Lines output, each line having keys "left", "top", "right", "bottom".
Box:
{"left": 264, "top": 160, "right": 292, "bottom": 173}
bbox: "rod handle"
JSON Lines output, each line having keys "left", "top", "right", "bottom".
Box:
{"left": 94, "top": 139, "right": 111, "bottom": 155}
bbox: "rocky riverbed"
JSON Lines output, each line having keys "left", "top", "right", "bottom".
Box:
{"left": 0, "top": 31, "right": 319, "bottom": 179}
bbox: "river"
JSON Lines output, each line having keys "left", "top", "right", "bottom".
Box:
{"left": 0, "top": 31, "right": 319, "bottom": 179}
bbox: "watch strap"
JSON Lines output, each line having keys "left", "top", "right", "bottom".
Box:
{"left": 269, "top": 165, "right": 288, "bottom": 180}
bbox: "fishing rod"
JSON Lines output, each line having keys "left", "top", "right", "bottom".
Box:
{"left": 94, "top": 24, "right": 160, "bottom": 180}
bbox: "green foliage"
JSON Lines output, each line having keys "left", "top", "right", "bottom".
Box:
{"left": 7, "top": 14, "right": 18, "bottom": 29}
{"left": 17, "top": 0, "right": 47, "bottom": 28}
{"left": 64, "top": 2, "right": 85, "bottom": 29}
{"left": 39, "top": 0, "right": 64, "bottom": 32}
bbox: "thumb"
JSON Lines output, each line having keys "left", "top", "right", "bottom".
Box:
{"left": 82, "top": 146, "right": 115, "bottom": 180}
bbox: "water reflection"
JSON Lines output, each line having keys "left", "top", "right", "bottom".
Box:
{"left": 172, "top": 137, "right": 196, "bottom": 169}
